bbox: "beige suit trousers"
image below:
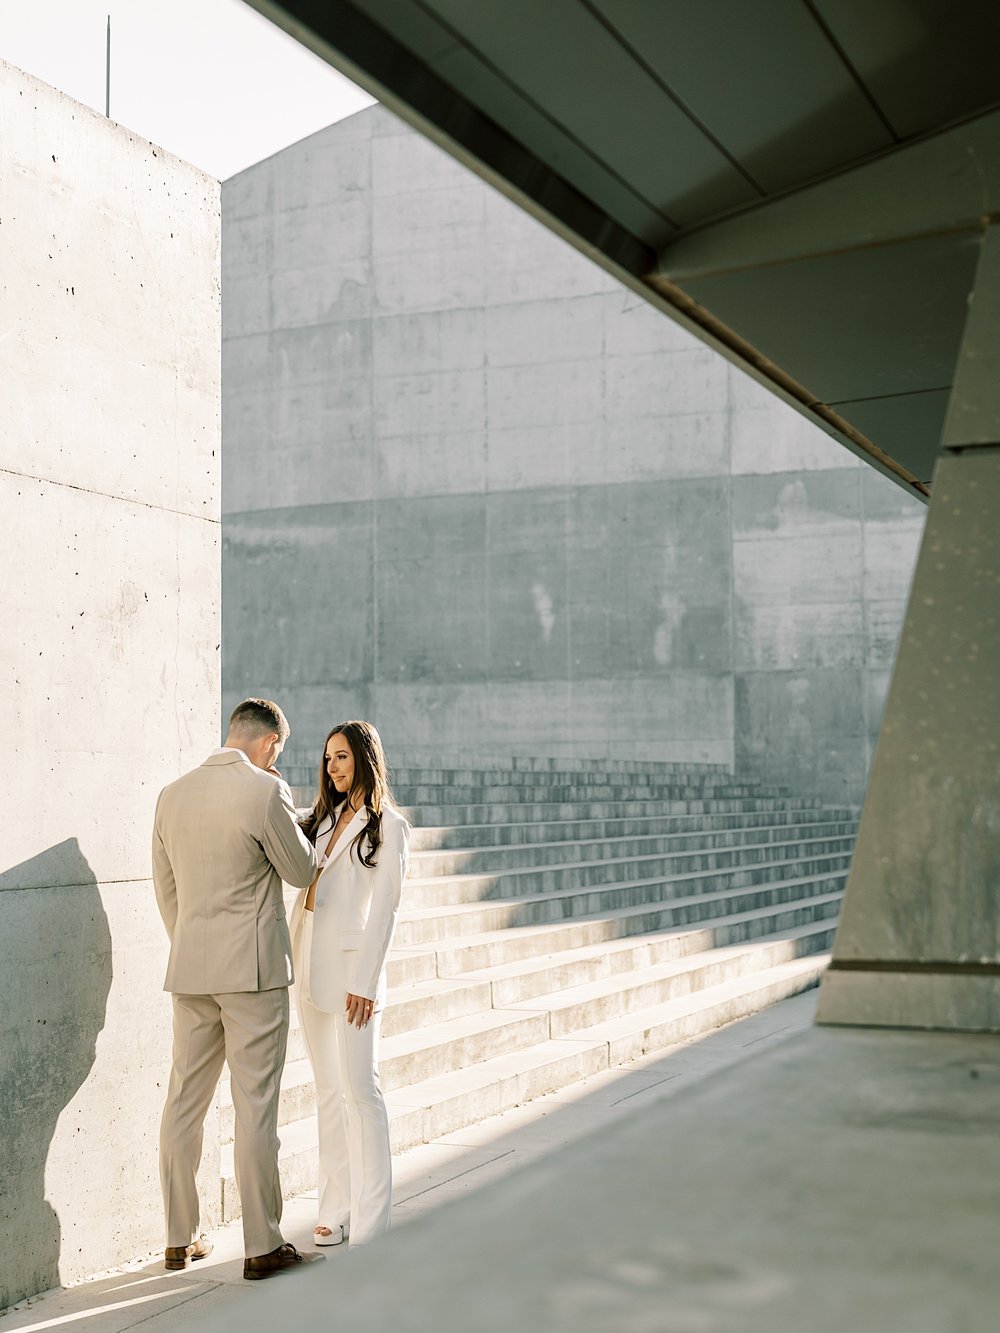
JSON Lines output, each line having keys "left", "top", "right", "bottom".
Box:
{"left": 160, "top": 987, "right": 288, "bottom": 1258}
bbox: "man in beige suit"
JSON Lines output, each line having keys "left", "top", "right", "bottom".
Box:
{"left": 152, "top": 698, "right": 320, "bottom": 1280}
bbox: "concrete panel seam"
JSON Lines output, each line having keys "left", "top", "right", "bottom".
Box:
{"left": 1, "top": 467, "right": 220, "bottom": 523}
{"left": 0, "top": 878, "right": 152, "bottom": 893}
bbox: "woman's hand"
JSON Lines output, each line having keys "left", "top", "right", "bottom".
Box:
{"left": 345, "top": 992, "right": 375, "bottom": 1028}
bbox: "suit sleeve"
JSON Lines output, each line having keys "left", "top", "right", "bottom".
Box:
{"left": 151, "top": 798, "right": 178, "bottom": 939}
{"left": 261, "top": 778, "right": 319, "bottom": 888}
{"left": 353, "top": 815, "right": 409, "bottom": 1001}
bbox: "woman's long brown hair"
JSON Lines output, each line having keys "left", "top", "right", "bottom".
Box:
{"left": 300, "top": 720, "right": 397, "bottom": 867}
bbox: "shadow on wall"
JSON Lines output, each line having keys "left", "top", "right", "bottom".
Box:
{"left": 0, "top": 839, "right": 112, "bottom": 1309}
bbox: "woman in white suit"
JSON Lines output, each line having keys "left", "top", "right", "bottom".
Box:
{"left": 290, "top": 720, "right": 409, "bottom": 1248}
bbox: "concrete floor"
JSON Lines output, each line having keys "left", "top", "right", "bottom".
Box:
{"left": 6, "top": 991, "right": 998, "bottom": 1332}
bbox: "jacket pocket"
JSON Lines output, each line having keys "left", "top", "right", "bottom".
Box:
{"left": 339, "top": 931, "right": 363, "bottom": 951}
{"left": 273, "top": 903, "right": 287, "bottom": 921}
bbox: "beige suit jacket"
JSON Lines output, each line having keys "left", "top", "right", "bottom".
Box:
{"left": 153, "top": 750, "right": 318, "bottom": 994}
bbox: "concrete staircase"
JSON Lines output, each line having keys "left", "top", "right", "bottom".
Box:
{"left": 218, "top": 761, "right": 857, "bottom": 1220}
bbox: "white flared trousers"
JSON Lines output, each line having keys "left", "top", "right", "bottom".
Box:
{"left": 293, "top": 910, "right": 392, "bottom": 1246}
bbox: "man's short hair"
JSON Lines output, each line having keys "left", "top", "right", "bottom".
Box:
{"left": 228, "top": 698, "right": 290, "bottom": 743}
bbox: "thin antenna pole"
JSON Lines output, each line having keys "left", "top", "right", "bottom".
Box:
{"left": 105, "top": 15, "right": 111, "bottom": 118}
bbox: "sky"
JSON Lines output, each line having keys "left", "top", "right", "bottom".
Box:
{"left": 0, "top": 0, "right": 376, "bottom": 179}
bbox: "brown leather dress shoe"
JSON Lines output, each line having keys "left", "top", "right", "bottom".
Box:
{"left": 164, "top": 1236, "right": 214, "bottom": 1270}
{"left": 243, "top": 1242, "right": 324, "bottom": 1281}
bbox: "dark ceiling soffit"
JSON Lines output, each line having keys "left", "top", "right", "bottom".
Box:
{"left": 642, "top": 268, "right": 929, "bottom": 498}
{"left": 245, "top": 0, "right": 927, "bottom": 500}
{"left": 244, "top": 0, "right": 654, "bottom": 277}
{"left": 642, "top": 112, "right": 1000, "bottom": 501}
{"left": 655, "top": 108, "right": 1000, "bottom": 281}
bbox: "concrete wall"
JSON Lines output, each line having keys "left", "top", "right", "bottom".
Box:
{"left": 221, "top": 105, "right": 925, "bottom": 802}
{"left": 0, "top": 63, "right": 220, "bottom": 1305}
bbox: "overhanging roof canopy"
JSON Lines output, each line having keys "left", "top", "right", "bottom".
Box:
{"left": 247, "top": 0, "right": 1000, "bottom": 498}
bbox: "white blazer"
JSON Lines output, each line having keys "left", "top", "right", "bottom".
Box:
{"left": 289, "top": 802, "right": 409, "bottom": 1011}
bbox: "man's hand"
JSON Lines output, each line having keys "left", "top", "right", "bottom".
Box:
{"left": 345, "top": 992, "right": 375, "bottom": 1028}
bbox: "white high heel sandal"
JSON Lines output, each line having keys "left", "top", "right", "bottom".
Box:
{"left": 314, "top": 1225, "right": 348, "bottom": 1247}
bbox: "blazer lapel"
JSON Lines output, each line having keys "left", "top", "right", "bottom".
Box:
{"left": 323, "top": 804, "right": 367, "bottom": 871}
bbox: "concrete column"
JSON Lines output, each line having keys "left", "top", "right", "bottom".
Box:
{"left": 818, "top": 226, "right": 1000, "bottom": 1030}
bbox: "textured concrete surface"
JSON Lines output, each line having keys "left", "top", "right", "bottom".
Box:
{"left": 1, "top": 61, "right": 220, "bottom": 1305}
{"left": 221, "top": 105, "right": 925, "bottom": 803}
{"left": 819, "top": 449, "right": 1000, "bottom": 1030}
{"left": 227, "top": 1025, "right": 1000, "bottom": 1333}
{"left": 11, "top": 996, "right": 998, "bottom": 1332}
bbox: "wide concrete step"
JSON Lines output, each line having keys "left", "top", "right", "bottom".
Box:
{"left": 451, "top": 893, "right": 842, "bottom": 1006}
{"left": 513, "top": 924, "right": 833, "bottom": 1038}
{"left": 388, "top": 917, "right": 834, "bottom": 1071}
{"left": 408, "top": 808, "right": 857, "bottom": 852}
{"left": 569, "top": 953, "right": 830, "bottom": 1065}
{"left": 391, "top": 763, "right": 736, "bottom": 787}
{"left": 403, "top": 834, "right": 856, "bottom": 907}
{"left": 219, "top": 952, "right": 828, "bottom": 1217}
{"left": 286, "top": 758, "right": 735, "bottom": 791}
{"left": 395, "top": 780, "right": 803, "bottom": 807}
{"left": 380, "top": 976, "right": 492, "bottom": 1037}
{"left": 426, "top": 871, "right": 846, "bottom": 973}
{"left": 403, "top": 795, "right": 828, "bottom": 826}
{"left": 398, "top": 780, "right": 817, "bottom": 808}
{"left": 407, "top": 912, "right": 834, "bottom": 1073}
{"left": 384, "top": 947, "right": 439, "bottom": 988}
{"left": 408, "top": 818, "right": 857, "bottom": 876}
{"left": 395, "top": 854, "right": 853, "bottom": 945}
